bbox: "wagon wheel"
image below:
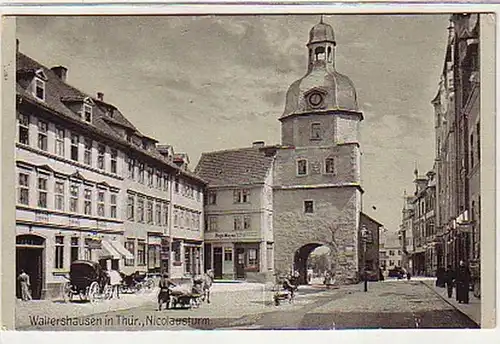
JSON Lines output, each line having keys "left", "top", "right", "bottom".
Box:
{"left": 60, "top": 281, "right": 72, "bottom": 303}
{"left": 88, "top": 281, "right": 100, "bottom": 303}
{"left": 135, "top": 282, "right": 144, "bottom": 294}
{"left": 144, "top": 278, "right": 155, "bottom": 291}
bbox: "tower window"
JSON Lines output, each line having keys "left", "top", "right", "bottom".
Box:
{"left": 311, "top": 123, "right": 321, "bottom": 140}
{"left": 315, "top": 46, "right": 325, "bottom": 61}
{"left": 325, "top": 158, "right": 335, "bottom": 174}
{"left": 304, "top": 200, "right": 314, "bottom": 213}
{"left": 327, "top": 46, "right": 332, "bottom": 63}
{"left": 297, "top": 159, "right": 308, "bottom": 176}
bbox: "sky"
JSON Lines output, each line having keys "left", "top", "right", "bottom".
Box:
{"left": 16, "top": 14, "right": 450, "bottom": 233}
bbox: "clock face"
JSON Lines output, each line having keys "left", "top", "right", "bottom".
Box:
{"left": 309, "top": 92, "right": 324, "bottom": 107}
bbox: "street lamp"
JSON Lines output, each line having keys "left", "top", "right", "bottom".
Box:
{"left": 361, "top": 226, "right": 372, "bottom": 292}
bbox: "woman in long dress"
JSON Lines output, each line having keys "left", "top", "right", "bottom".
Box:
{"left": 455, "top": 260, "right": 471, "bottom": 304}
{"left": 17, "top": 270, "right": 32, "bottom": 301}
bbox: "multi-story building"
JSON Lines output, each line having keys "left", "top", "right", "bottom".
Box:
{"left": 195, "top": 143, "right": 275, "bottom": 282}
{"left": 15, "top": 42, "right": 205, "bottom": 300}
{"left": 398, "top": 192, "right": 415, "bottom": 273}
{"left": 379, "top": 231, "right": 403, "bottom": 272}
{"left": 431, "top": 13, "right": 480, "bottom": 295}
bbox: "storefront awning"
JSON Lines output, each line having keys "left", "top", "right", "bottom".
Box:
{"left": 97, "top": 240, "right": 122, "bottom": 260}
{"left": 109, "top": 240, "right": 134, "bottom": 260}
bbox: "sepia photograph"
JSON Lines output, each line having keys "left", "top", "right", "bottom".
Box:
{"left": 2, "top": 11, "right": 495, "bottom": 332}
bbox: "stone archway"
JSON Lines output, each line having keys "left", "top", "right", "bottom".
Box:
{"left": 16, "top": 234, "right": 46, "bottom": 299}
{"left": 293, "top": 243, "right": 330, "bottom": 285}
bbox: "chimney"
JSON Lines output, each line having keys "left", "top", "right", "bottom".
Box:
{"left": 97, "top": 92, "right": 104, "bottom": 101}
{"left": 51, "top": 66, "right": 68, "bottom": 82}
{"left": 16, "top": 39, "right": 19, "bottom": 53}
{"left": 252, "top": 141, "right": 265, "bottom": 148}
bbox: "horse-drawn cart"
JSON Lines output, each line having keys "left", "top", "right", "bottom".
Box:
{"left": 120, "top": 271, "right": 156, "bottom": 294}
{"left": 61, "top": 260, "right": 112, "bottom": 303}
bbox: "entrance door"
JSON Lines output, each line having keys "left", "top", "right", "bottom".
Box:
{"left": 235, "top": 247, "right": 245, "bottom": 279}
{"left": 204, "top": 244, "right": 212, "bottom": 272}
{"left": 16, "top": 246, "right": 44, "bottom": 299}
{"left": 213, "top": 247, "right": 223, "bottom": 279}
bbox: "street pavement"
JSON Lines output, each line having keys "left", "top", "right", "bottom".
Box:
{"left": 16, "top": 279, "right": 479, "bottom": 331}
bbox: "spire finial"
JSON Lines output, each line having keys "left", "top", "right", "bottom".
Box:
{"left": 320, "top": 14, "right": 324, "bottom": 24}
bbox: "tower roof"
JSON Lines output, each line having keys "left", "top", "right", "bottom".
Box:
{"left": 308, "top": 19, "right": 336, "bottom": 45}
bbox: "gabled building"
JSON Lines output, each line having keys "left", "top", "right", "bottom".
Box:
{"left": 15, "top": 42, "right": 206, "bottom": 300}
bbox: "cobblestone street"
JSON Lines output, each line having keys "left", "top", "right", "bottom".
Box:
{"left": 16, "top": 280, "right": 479, "bottom": 330}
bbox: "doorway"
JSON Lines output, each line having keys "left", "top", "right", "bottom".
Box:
{"left": 213, "top": 247, "right": 223, "bottom": 279}
{"left": 235, "top": 247, "right": 245, "bottom": 279}
{"left": 16, "top": 234, "right": 46, "bottom": 300}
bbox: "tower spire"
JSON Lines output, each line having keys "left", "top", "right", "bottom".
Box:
{"left": 320, "top": 14, "right": 324, "bottom": 24}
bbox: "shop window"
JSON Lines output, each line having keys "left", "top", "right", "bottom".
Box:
{"left": 70, "top": 237, "right": 79, "bottom": 262}
{"left": 248, "top": 248, "right": 258, "bottom": 267}
{"left": 224, "top": 248, "right": 233, "bottom": 261}
{"left": 55, "top": 236, "right": 64, "bottom": 269}
{"left": 172, "top": 241, "right": 181, "bottom": 262}
{"left": 137, "top": 241, "right": 146, "bottom": 266}
{"left": 124, "top": 239, "right": 135, "bottom": 266}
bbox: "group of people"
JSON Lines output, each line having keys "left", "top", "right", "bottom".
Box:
{"left": 438, "top": 260, "right": 471, "bottom": 304}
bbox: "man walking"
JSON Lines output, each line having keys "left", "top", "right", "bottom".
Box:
{"left": 444, "top": 265, "right": 455, "bottom": 298}
{"left": 108, "top": 269, "right": 122, "bottom": 299}
{"left": 455, "top": 260, "right": 471, "bottom": 304}
{"left": 17, "top": 270, "right": 32, "bottom": 301}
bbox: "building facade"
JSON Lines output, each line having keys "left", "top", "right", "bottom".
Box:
{"left": 398, "top": 192, "right": 415, "bottom": 274}
{"left": 16, "top": 44, "right": 205, "bottom": 300}
{"left": 379, "top": 231, "right": 403, "bottom": 273}
{"left": 431, "top": 13, "right": 480, "bottom": 295}
{"left": 195, "top": 144, "right": 275, "bottom": 282}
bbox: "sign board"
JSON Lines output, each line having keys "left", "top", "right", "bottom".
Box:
{"left": 206, "top": 231, "right": 260, "bottom": 241}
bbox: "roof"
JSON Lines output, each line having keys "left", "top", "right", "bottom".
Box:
{"left": 195, "top": 147, "right": 275, "bottom": 187}
{"left": 360, "top": 212, "right": 384, "bottom": 228}
{"left": 16, "top": 51, "right": 205, "bottom": 185}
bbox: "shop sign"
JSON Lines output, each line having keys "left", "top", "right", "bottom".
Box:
{"left": 35, "top": 211, "right": 49, "bottom": 222}
{"left": 209, "top": 231, "right": 259, "bottom": 240}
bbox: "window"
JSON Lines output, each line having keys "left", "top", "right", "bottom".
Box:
{"left": 97, "top": 190, "right": 105, "bottom": 217}
{"left": 70, "top": 133, "right": 79, "bottom": 161}
{"left": 127, "top": 195, "right": 135, "bottom": 221}
{"left": 84, "top": 238, "right": 92, "bottom": 260}
{"left": 208, "top": 216, "right": 218, "bottom": 231}
{"left": 83, "top": 138, "right": 92, "bottom": 165}
{"left": 54, "top": 180, "right": 65, "bottom": 211}
{"left": 55, "top": 236, "right": 64, "bottom": 269}
{"left": 244, "top": 215, "right": 251, "bottom": 230}
{"left": 127, "top": 157, "right": 135, "bottom": 179}
{"left": 156, "top": 170, "right": 162, "bottom": 189}
{"left": 69, "top": 182, "right": 79, "bottom": 212}
{"left": 297, "top": 159, "right": 307, "bottom": 175}
{"left": 84, "top": 188, "right": 92, "bottom": 215}
{"left": 173, "top": 241, "right": 181, "bottom": 262}
{"left": 234, "top": 216, "right": 242, "bottom": 231}
{"left": 224, "top": 248, "right": 232, "bottom": 261}
{"left": 311, "top": 123, "right": 321, "bottom": 140}
{"left": 174, "top": 210, "right": 179, "bottom": 227}
{"left": 37, "top": 120, "right": 48, "bottom": 151}
{"left": 70, "top": 237, "right": 79, "bottom": 262}
{"left": 208, "top": 191, "right": 217, "bottom": 205}
{"left": 147, "top": 166, "right": 154, "bottom": 187}
{"left": 163, "top": 175, "right": 169, "bottom": 192}
{"left": 155, "top": 203, "right": 162, "bottom": 225}
{"left": 34, "top": 78, "right": 45, "bottom": 101}
{"left": 37, "top": 176, "right": 48, "bottom": 208}
{"left": 137, "top": 197, "right": 144, "bottom": 222}
{"left": 389, "top": 260, "right": 394, "bottom": 266}
{"left": 266, "top": 244, "right": 273, "bottom": 270}
{"left": 389, "top": 250, "right": 394, "bottom": 256}
{"left": 110, "top": 149, "right": 118, "bottom": 174}
{"left": 304, "top": 200, "right": 314, "bottom": 213}
{"left": 18, "top": 172, "right": 30, "bottom": 205}
{"left": 97, "top": 144, "right": 105, "bottom": 170}
{"left": 125, "top": 239, "right": 135, "bottom": 266}
{"left": 248, "top": 248, "right": 258, "bottom": 266}
{"left": 83, "top": 104, "right": 92, "bottom": 123}
{"left": 51, "top": 127, "right": 65, "bottom": 157}
{"left": 137, "top": 241, "right": 146, "bottom": 266}
{"left": 18, "top": 113, "right": 30, "bottom": 145}
{"left": 138, "top": 162, "right": 145, "bottom": 183}
{"left": 325, "top": 158, "right": 335, "bottom": 174}
{"left": 163, "top": 204, "right": 168, "bottom": 227}
{"left": 233, "top": 189, "right": 250, "bottom": 203}
{"left": 110, "top": 192, "right": 117, "bottom": 219}
{"left": 398, "top": 250, "right": 402, "bottom": 255}
{"left": 185, "top": 248, "right": 192, "bottom": 273}
{"left": 174, "top": 178, "right": 179, "bottom": 193}
{"left": 147, "top": 200, "right": 153, "bottom": 224}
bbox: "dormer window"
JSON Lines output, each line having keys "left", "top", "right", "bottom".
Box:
{"left": 33, "top": 69, "right": 47, "bottom": 101}
{"left": 83, "top": 104, "right": 92, "bottom": 123}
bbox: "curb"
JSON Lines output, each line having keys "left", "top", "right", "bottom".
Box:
{"left": 419, "top": 281, "right": 480, "bottom": 327}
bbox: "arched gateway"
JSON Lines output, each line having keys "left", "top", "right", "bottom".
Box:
{"left": 272, "top": 19, "right": 364, "bottom": 285}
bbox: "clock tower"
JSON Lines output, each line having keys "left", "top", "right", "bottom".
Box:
{"left": 272, "top": 18, "right": 364, "bottom": 285}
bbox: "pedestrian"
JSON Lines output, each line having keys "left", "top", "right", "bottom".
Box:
{"left": 378, "top": 268, "right": 384, "bottom": 281}
{"left": 406, "top": 270, "right": 411, "bottom": 281}
{"left": 436, "top": 267, "right": 446, "bottom": 288}
{"left": 158, "top": 272, "right": 175, "bottom": 311}
{"left": 444, "top": 264, "right": 455, "bottom": 298}
{"left": 108, "top": 269, "right": 122, "bottom": 299}
{"left": 455, "top": 260, "right": 471, "bottom": 304}
{"left": 17, "top": 270, "right": 32, "bottom": 301}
